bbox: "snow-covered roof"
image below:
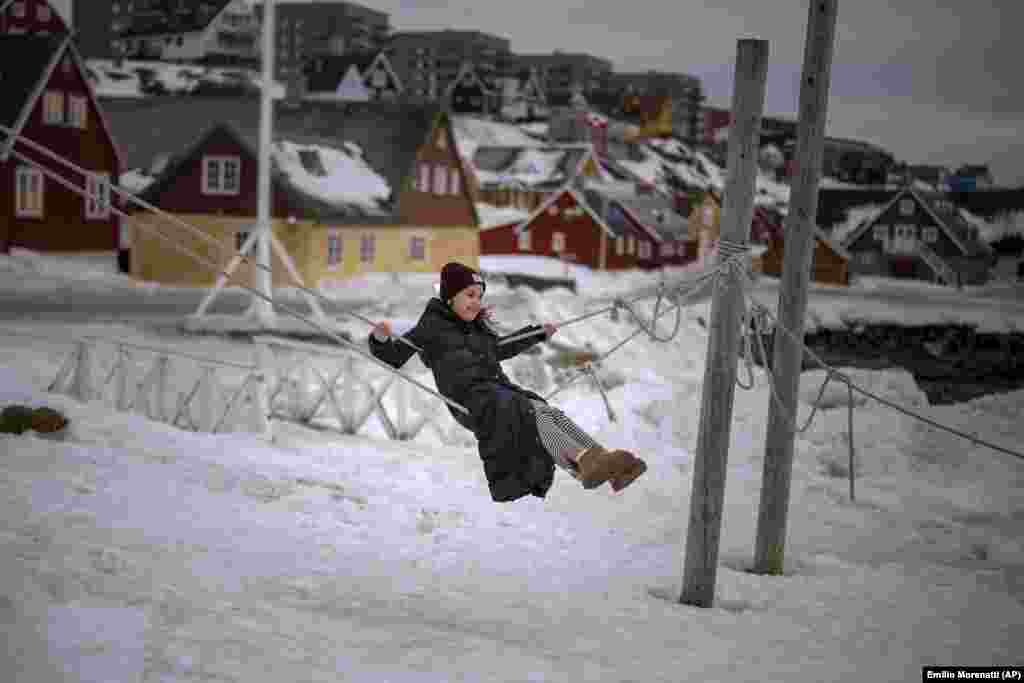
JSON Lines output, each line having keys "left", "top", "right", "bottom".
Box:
{"left": 830, "top": 203, "right": 888, "bottom": 244}
{"left": 475, "top": 203, "right": 532, "bottom": 230}
{"left": 275, "top": 141, "right": 390, "bottom": 214}
{"left": 472, "top": 145, "right": 596, "bottom": 188}
{"left": 108, "top": 98, "right": 441, "bottom": 223}
{"left": 85, "top": 58, "right": 283, "bottom": 99}
{"left": 451, "top": 116, "right": 541, "bottom": 162}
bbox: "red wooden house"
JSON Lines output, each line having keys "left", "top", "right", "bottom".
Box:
{"left": 0, "top": 30, "right": 122, "bottom": 257}
{"left": 606, "top": 193, "right": 690, "bottom": 269}
{"left": 480, "top": 183, "right": 652, "bottom": 271}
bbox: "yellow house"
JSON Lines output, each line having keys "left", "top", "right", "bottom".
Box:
{"left": 622, "top": 94, "right": 674, "bottom": 139}
{"left": 688, "top": 190, "right": 722, "bottom": 262}
{"left": 124, "top": 101, "right": 480, "bottom": 289}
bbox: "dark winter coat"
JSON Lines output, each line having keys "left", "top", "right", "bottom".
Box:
{"left": 369, "top": 298, "right": 554, "bottom": 502}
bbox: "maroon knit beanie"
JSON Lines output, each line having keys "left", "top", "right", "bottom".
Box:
{"left": 440, "top": 262, "right": 485, "bottom": 302}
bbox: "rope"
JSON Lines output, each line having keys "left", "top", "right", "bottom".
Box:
{"left": 496, "top": 246, "right": 744, "bottom": 347}
{"left": 614, "top": 282, "right": 686, "bottom": 344}
{"left": 716, "top": 238, "right": 750, "bottom": 261}
{"left": 3, "top": 142, "right": 467, "bottom": 416}
{"left": 545, "top": 274, "right": 710, "bottom": 401}
{"left": 0, "top": 125, "right": 423, "bottom": 356}
{"left": 584, "top": 362, "right": 617, "bottom": 422}
{"left": 728, "top": 265, "right": 1024, "bottom": 463}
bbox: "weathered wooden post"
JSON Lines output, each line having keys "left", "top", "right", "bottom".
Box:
{"left": 753, "top": 0, "right": 839, "bottom": 575}
{"left": 680, "top": 38, "right": 769, "bottom": 608}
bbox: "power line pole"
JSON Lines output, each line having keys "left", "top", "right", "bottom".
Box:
{"left": 753, "top": 0, "right": 839, "bottom": 576}
{"left": 680, "top": 38, "right": 769, "bottom": 608}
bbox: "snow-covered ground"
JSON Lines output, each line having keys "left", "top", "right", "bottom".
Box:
{"left": 1, "top": 252, "right": 1023, "bottom": 682}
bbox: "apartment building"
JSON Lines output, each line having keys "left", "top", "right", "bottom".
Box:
{"left": 253, "top": 0, "right": 390, "bottom": 97}
{"left": 69, "top": 0, "right": 114, "bottom": 57}
{"left": 385, "top": 29, "right": 510, "bottom": 101}
{"left": 508, "top": 51, "right": 613, "bottom": 104}
{"left": 71, "top": 0, "right": 259, "bottom": 63}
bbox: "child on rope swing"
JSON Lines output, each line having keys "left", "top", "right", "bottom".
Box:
{"left": 369, "top": 262, "right": 647, "bottom": 504}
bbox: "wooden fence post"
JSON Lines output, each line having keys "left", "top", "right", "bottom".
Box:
{"left": 754, "top": 0, "right": 839, "bottom": 576}
{"left": 680, "top": 38, "right": 769, "bottom": 608}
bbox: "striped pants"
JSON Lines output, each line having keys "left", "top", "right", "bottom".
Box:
{"left": 531, "top": 400, "right": 601, "bottom": 474}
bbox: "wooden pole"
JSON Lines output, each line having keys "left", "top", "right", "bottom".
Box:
{"left": 753, "top": 0, "right": 839, "bottom": 576}
{"left": 252, "top": 0, "right": 277, "bottom": 328}
{"left": 680, "top": 39, "right": 769, "bottom": 608}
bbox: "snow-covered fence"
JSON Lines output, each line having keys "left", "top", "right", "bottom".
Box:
{"left": 8, "top": 331, "right": 271, "bottom": 437}
{"left": 5, "top": 327, "right": 455, "bottom": 443}
{"left": 255, "top": 336, "right": 445, "bottom": 441}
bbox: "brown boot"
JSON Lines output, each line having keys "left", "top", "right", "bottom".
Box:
{"left": 608, "top": 451, "right": 647, "bottom": 492}
{"left": 575, "top": 446, "right": 623, "bottom": 489}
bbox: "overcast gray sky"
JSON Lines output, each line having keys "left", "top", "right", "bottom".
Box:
{"left": 54, "top": 0, "right": 1022, "bottom": 185}
{"left": 383, "top": 0, "right": 1023, "bottom": 186}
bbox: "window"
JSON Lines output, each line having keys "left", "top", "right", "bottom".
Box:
{"left": 326, "top": 230, "right": 342, "bottom": 268}
{"left": 43, "top": 91, "right": 64, "bottom": 125}
{"left": 873, "top": 224, "right": 888, "bottom": 240}
{"left": 15, "top": 166, "right": 43, "bottom": 218}
{"left": 11, "top": 2, "right": 25, "bottom": 18}
{"left": 448, "top": 167, "right": 461, "bottom": 195}
{"left": 517, "top": 229, "right": 531, "bottom": 251}
{"left": 895, "top": 224, "right": 916, "bottom": 240}
{"left": 409, "top": 236, "right": 426, "bottom": 261}
{"left": 85, "top": 173, "right": 110, "bottom": 219}
{"left": 417, "top": 163, "right": 430, "bottom": 193}
{"left": 551, "top": 231, "right": 566, "bottom": 253}
{"left": 202, "top": 156, "right": 241, "bottom": 195}
{"left": 68, "top": 95, "right": 88, "bottom": 129}
{"left": 432, "top": 164, "right": 447, "bottom": 195}
{"left": 858, "top": 251, "right": 875, "bottom": 265}
{"left": 661, "top": 243, "right": 673, "bottom": 257}
{"left": 615, "top": 236, "right": 624, "bottom": 256}
{"left": 935, "top": 200, "right": 953, "bottom": 213}
{"left": 627, "top": 236, "right": 636, "bottom": 255}
{"left": 922, "top": 226, "right": 938, "bottom": 243}
{"left": 360, "top": 234, "right": 375, "bottom": 263}
{"left": 899, "top": 198, "right": 915, "bottom": 216}
{"left": 38, "top": 4, "right": 51, "bottom": 21}
{"left": 235, "top": 230, "right": 250, "bottom": 253}
{"left": 639, "top": 241, "right": 652, "bottom": 259}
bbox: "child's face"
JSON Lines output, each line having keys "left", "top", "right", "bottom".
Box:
{"left": 450, "top": 284, "right": 484, "bottom": 322}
